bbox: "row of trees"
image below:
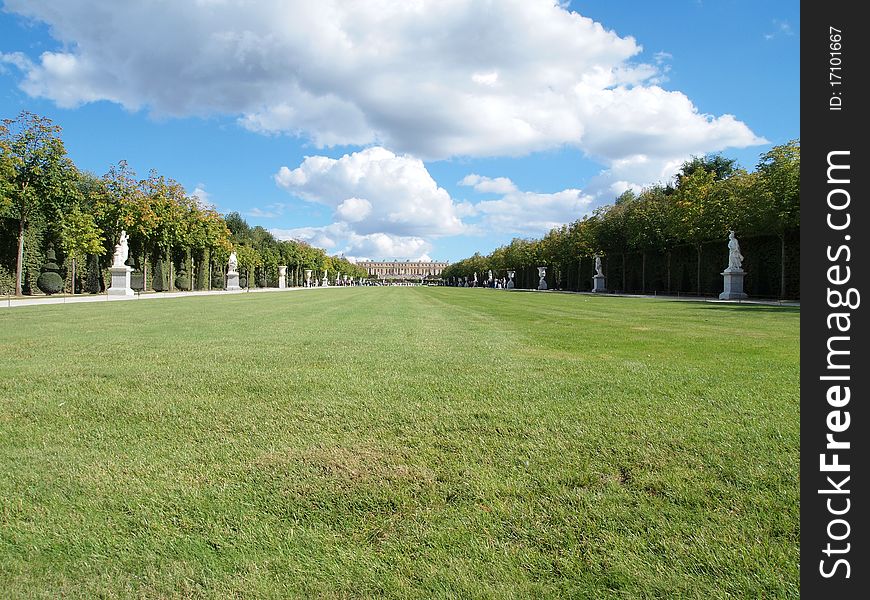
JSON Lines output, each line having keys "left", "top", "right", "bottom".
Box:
{"left": 443, "top": 141, "right": 800, "bottom": 299}
{"left": 1, "top": 111, "right": 366, "bottom": 295}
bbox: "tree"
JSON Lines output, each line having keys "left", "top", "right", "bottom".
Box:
{"left": 671, "top": 167, "right": 727, "bottom": 295}
{"left": 60, "top": 206, "right": 105, "bottom": 294}
{"left": 756, "top": 140, "right": 800, "bottom": 298}
{"left": 676, "top": 154, "right": 738, "bottom": 185}
{"left": 0, "top": 112, "right": 75, "bottom": 295}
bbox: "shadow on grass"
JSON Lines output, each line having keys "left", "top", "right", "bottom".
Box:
{"left": 693, "top": 303, "right": 800, "bottom": 314}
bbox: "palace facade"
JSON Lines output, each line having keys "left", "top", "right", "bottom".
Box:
{"left": 357, "top": 260, "right": 449, "bottom": 279}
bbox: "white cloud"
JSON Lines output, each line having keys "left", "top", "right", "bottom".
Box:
{"left": 245, "top": 202, "right": 287, "bottom": 219}
{"left": 275, "top": 147, "right": 465, "bottom": 237}
{"left": 653, "top": 51, "right": 673, "bottom": 64}
{"left": 765, "top": 19, "right": 794, "bottom": 40}
{"left": 474, "top": 187, "right": 595, "bottom": 234}
{"left": 459, "top": 174, "right": 518, "bottom": 194}
{"left": 3, "top": 0, "right": 764, "bottom": 163}
{"left": 273, "top": 147, "right": 462, "bottom": 259}
{"left": 459, "top": 174, "right": 594, "bottom": 233}
{"left": 334, "top": 197, "right": 372, "bottom": 223}
{"left": 271, "top": 149, "right": 594, "bottom": 257}
{"left": 191, "top": 185, "right": 212, "bottom": 208}
{"left": 271, "top": 222, "right": 433, "bottom": 261}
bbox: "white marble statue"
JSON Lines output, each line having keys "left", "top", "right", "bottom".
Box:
{"left": 594, "top": 254, "right": 603, "bottom": 277}
{"left": 112, "top": 230, "right": 129, "bottom": 267}
{"left": 228, "top": 251, "right": 238, "bottom": 272}
{"left": 726, "top": 231, "right": 744, "bottom": 271}
{"left": 537, "top": 266, "right": 547, "bottom": 290}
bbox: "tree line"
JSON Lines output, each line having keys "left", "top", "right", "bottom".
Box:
{"left": 442, "top": 141, "right": 800, "bottom": 299}
{"left": 0, "top": 111, "right": 367, "bottom": 295}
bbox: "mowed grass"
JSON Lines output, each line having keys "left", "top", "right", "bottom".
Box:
{"left": 0, "top": 288, "right": 799, "bottom": 598}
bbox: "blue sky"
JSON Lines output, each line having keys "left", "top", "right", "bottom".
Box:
{"left": 0, "top": 1, "right": 799, "bottom": 262}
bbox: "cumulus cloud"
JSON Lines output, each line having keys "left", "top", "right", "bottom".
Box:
{"left": 460, "top": 176, "right": 594, "bottom": 234}
{"left": 275, "top": 147, "right": 465, "bottom": 237}
{"left": 271, "top": 222, "right": 433, "bottom": 261}
{"left": 2, "top": 0, "right": 764, "bottom": 163}
{"left": 459, "top": 174, "right": 518, "bottom": 195}
{"left": 270, "top": 149, "right": 596, "bottom": 258}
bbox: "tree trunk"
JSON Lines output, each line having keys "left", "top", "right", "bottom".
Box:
{"left": 15, "top": 216, "right": 25, "bottom": 296}
{"left": 780, "top": 233, "right": 786, "bottom": 299}
{"left": 71, "top": 257, "right": 77, "bottom": 295}
{"left": 577, "top": 258, "right": 582, "bottom": 292}
{"left": 667, "top": 251, "right": 671, "bottom": 294}
{"left": 143, "top": 252, "right": 148, "bottom": 292}
{"left": 622, "top": 252, "right": 626, "bottom": 292}
{"left": 168, "top": 245, "right": 174, "bottom": 292}
{"left": 696, "top": 244, "right": 702, "bottom": 296}
{"left": 641, "top": 251, "right": 646, "bottom": 293}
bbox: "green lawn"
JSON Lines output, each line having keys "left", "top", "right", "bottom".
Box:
{"left": 0, "top": 288, "right": 799, "bottom": 598}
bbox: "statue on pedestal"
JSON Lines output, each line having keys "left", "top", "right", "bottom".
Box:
{"left": 594, "top": 254, "right": 603, "bottom": 277}
{"left": 228, "top": 251, "right": 238, "bottom": 273}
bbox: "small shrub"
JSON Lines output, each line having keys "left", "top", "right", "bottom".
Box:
{"left": 130, "top": 272, "right": 145, "bottom": 291}
{"left": 0, "top": 265, "right": 15, "bottom": 296}
{"left": 36, "top": 271, "right": 64, "bottom": 295}
{"left": 239, "top": 276, "right": 248, "bottom": 288}
{"left": 36, "top": 245, "right": 64, "bottom": 295}
{"left": 175, "top": 272, "right": 191, "bottom": 291}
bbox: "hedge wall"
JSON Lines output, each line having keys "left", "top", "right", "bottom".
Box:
{"left": 504, "top": 229, "right": 799, "bottom": 300}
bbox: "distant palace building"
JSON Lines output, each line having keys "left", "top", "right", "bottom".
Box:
{"left": 357, "top": 260, "right": 449, "bottom": 280}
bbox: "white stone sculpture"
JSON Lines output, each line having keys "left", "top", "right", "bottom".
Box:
{"left": 507, "top": 271, "right": 515, "bottom": 289}
{"left": 112, "top": 230, "right": 129, "bottom": 268}
{"left": 594, "top": 254, "right": 603, "bottom": 277}
{"left": 537, "top": 266, "right": 547, "bottom": 290}
{"left": 228, "top": 251, "right": 238, "bottom": 273}
{"left": 726, "top": 231, "right": 744, "bottom": 272}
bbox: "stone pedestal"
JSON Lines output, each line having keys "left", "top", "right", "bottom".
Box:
{"left": 278, "top": 265, "right": 287, "bottom": 289}
{"left": 592, "top": 274, "right": 606, "bottom": 293}
{"left": 227, "top": 270, "right": 241, "bottom": 291}
{"left": 108, "top": 265, "right": 134, "bottom": 297}
{"left": 719, "top": 270, "right": 747, "bottom": 300}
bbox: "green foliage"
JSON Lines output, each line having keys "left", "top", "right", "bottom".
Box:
{"left": 130, "top": 271, "right": 145, "bottom": 291}
{"left": 0, "top": 264, "right": 14, "bottom": 295}
{"left": 150, "top": 253, "right": 167, "bottom": 292}
{"left": 36, "top": 271, "right": 63, "bottom": 295}
{"left": 60, "top": 206, "right": 104, "bottom": 260}
{"left": 174, "top": 270, "right": 191, "bottom": 291}
{"left": 82, "top": 253, "right": 101, "bottom": 293}
{"left": 36, "top": 244, "right": 63, "bottom": 294}
{"left": 1, "top": 111, "right": 77, "bottom": 295}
